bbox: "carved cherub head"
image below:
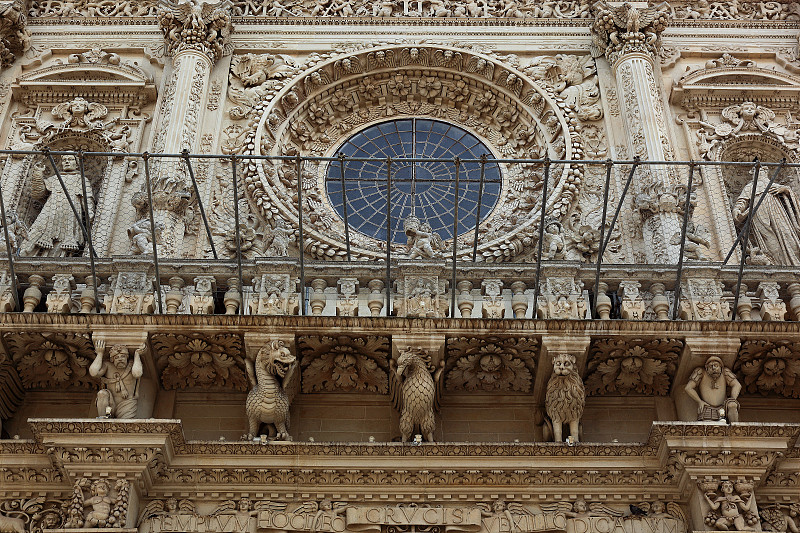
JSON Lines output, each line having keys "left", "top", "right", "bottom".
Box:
{"left": 238, "top": 498, "right": 252, "bottom": 511}
{"left": 91, "top": 479, "right": 110, "bottom": 496}
{"left": 552, "top": 353, "right": 577, "bottom": 376}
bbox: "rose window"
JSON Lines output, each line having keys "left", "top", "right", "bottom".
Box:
{"left": 325, "top": 119, "right": 501, "bottom": 244}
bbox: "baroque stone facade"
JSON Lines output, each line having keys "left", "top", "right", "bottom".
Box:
{"left": 0, "top": 3, "right": 800, "bottom": 533}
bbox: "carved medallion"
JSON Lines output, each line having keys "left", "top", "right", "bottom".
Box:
{"left": 585, "top": 338, "right": 682, "bottom": 396}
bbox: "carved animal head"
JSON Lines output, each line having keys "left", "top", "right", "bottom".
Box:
{"left": 552, "top": 353, "right": 577, "bottom": 376}
{"left": 256, "top": 340, "right": 296, "bottom": 378}
{"left": 396, "top": 348, "right": 429, "bottom": 378}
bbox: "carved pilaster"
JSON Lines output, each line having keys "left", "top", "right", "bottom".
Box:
{"left": 592, "top": 2, "right": 681, "bottom": 264}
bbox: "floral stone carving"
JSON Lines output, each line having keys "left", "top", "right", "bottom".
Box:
{"left": 3, "top": 332, "right": 96, "bottom": 390}
{"left": 297, "top": 335, "right": 389, "bottom": 393}
{"left": 0, "top": 497, "right": 67, "bottom": 532}
{"left": 735, "top": 341, "right": 800, "bottom": 398}
{"left": 445, "top": 336, "right": 538, "bottom": 392}
{"left": 65, "top": 478, "right": 130, "bottom": 528}
{"left": 151, "top": 333, "right": 247, "bottom": 391}
{"left": 390, "top": 347, "right": 443, "bottom": 442}
{"left": 245, "top": 340, "right": 298, "bottom": 440}
{"left": 0, "top": 0, "right": 28, "bottom": 68}
{"left": 545, "top": 353, "right": 585, "bottom": 443}
{"left": 585, "top": 338, "right": 682, "bottom": 396}
{"left": 761, "top": 503, "right": 800, "bottom": 533}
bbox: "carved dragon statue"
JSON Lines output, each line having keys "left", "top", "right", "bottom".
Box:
{"left": 245, "top": 340, "right": 297, "bottom": 441}
{"left": 390, "top": 347, "right": 443, "bottom": 442}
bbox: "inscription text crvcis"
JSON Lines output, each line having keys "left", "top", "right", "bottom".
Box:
{"left": 142, "top": 508, "right": 683, "bottom": 533}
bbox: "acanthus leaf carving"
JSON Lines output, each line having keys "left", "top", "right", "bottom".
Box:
{"left": 585, "top": 338, "right": 682, "bottom": 396}
{"left": 591, "top": 1, "right": 671, "bottom": 64}
{"left": 735, "top": 340, "right": 800, "bottom": 398}
{"left": 157, "top": 0, "right": 233, "bottom": 63}
{"left": 445, "top": 336, "right": 538, "bottom": 392}
{"left": 297, "top": 335, "right": 389, "bottom": 393}
{"left": 151, "top": 332, "right": 247, "bottom": 390}
{"left": 3, "top": 331, "right": 97, "bottom": 390}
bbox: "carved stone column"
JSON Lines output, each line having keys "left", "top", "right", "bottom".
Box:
{"left": 142, "top": 0, "right": 233, "bottom": 257}
{"left": 591, "top": 2, "right": 681, "bottom": 263}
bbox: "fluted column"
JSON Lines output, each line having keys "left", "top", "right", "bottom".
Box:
{"left": 134, "top": 0, "right": 232, "bottom": 257}
{"left": 592, "top": 2, "right": 682, "bottom": 264}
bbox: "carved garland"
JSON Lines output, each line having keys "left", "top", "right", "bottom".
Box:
{"left": 238, "top": 44, "right": 585, "bottom": 262}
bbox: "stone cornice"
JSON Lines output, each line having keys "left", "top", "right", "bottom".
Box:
{"left": 7, "top": 311, "right": 800, "bottom": 337}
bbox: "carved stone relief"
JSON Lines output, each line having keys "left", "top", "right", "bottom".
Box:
{"left": 2, "top": 331, "right": 96, "bottom": 390}
{"left": 445, "top": 336, "right": 538, "bottom": 392}
{"left": 297, "top": 335, "right": 390, "bottom": 393}
{"left": 64, "top": 477, "right": 130, "bottom": 528}
{"left": 544, "top": 353, "right": 584, "bottom": 443}
{"left": 0, "top": 497, "right": 67, "bottom": 533}
{"left": 151, "top": 333, "right": 247, "bottom": 390}
{"left": 585, "top": 338, "right": 682, "bottom": 396}
{"left": 245, "top": 340, "right": 298, "bottom": 440}
{"left": 699, "top": 479, "right": 759, "bottom": 531}
{"left": 230, "top": 43, "right": 600, "bottom": 263}
{"left": 735, "top": 340, "right": 800, "bottom": 398}
{"left": 390, "top": 347, "right": 443, "bottom": 442}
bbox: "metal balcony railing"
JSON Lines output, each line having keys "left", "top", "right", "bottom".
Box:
{"left": 0, "top": 149, "right": 798, "bottom": 321}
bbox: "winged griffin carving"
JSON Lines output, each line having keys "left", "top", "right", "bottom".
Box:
{"left": 245, "top": 340, "right": 298, "bottom": 441}
{"left": 390, "top": 347, "right": 444, "bottom": 442}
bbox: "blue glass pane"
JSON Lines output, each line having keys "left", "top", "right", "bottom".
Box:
{"left": 327, "top": 119, "right": 501, "bottom": 244}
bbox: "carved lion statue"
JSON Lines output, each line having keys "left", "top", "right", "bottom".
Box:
{"left": 544, "top": 353, "right": 585, "bottom": 443}
{"left": 245, "top": 340, "right": 298, "bottom": 441}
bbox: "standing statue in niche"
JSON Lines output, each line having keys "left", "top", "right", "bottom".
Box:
{"left": 685, "top": 355, "right": 741, "bottom": 422}
{"left": 89, "top": 340, "right": 144, "bottom": 419}
{"left": 21, "top": 155, "right": 94, "bottom": 257}
{"left": 732, "top": 170, "right": 800, "bottom": 266}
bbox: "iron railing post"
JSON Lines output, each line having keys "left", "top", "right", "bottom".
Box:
{"left": 0, "top": 156, "right": 20, "bottom": 311}
{"left": 671, "top": 161, "right": 696, "bottom": 320}
{"left": 450, "top": 157, "right": 461, "bottom": 316}
{"left": 142, "top": 153, "right": 164, "bottom": 314}
{"left": 531, "top": 157, "right": 550, "bottom": 318}
{"left": 184, "top": 149, "right": 218, "bottom": 260}
{"left": 77, "top": 151, "right": 100, "bottom": 313}
{"left": 231, "top": 156, "right": 245, "bottom": 315}
{"left": 472, "top": 154, "right": 487, "bottom": 263}
{"left": 338, "top": 153, "right": 352, "bottom": 261}
{"left": 294, "top": 155, "right": 306, "bottom": 316}
{"left": 592, "top": 159, "right": 614, "bottom": 318}
{"left": 385, "top": 157, "right": 392, "bottom": 317}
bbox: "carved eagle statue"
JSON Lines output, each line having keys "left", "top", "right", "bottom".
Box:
{"left": 389, "top": 348, "right": 444, "bottom": 443}
{"left": 590, "top": 1, "right": 670, "bottom": 58}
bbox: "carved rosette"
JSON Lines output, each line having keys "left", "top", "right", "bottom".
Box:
{"left": 236, "top": 44, "right": 587, "bottom": 262}
{"left": 735, "top": 341, "right": 800, "bottom": 398}
{"left": 157, "top": 0, "right": 233, "bottom": 63}
{"left": 585, "top": 338, "right": 682, "bottom": 396}
{"left": 297, "top": 335, "right": 390, "bottom": 393}
{"left": 3, "top": 332, "right": 97, "bottom": 390}
{"left": 151, "top": 333, "right": 247, "bottom": 390}
{"left": 445, "top": 336, "right": 538, "bottom": 392}
{"left": 591, "top": 2, "right": 671, "bottom": 65}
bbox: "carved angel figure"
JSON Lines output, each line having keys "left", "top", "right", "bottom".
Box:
{"left": 544, "top": 353, "right": 585, "bottom": 443}
{"left": 51, "top": 97, "right": 108, "bottom": 131}
{"left": 702, "top": 480, "right": 758, "bottom": 531}
{"left": 477, "top": 500, "right": 534, "bottom": 528}
{"left": 390, "top": 347, "right": 443, "bottom": 442}
{"left": 293, "top": 501, "right": 348, "bottom": 533}
{"left": 245, "top": 340, "right": 298, "bottom": 440}
{"left": 541, "top": 500, "right": 624, "bottom": 519}
{"left": 139, "top": 498, "right": 196, "bottom": 522}
{"left": 404, "top": 215, "right": 444, "bottom": 259}
{"left": 231, "top": 53, "right": 298, "bottom": 87}
{"left": 65, "top": 478, "right": 130, "bottom": 529}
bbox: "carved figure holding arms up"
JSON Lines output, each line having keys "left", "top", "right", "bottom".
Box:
{"left": 90, "top": 340, "right": 144, "bottom": 419}
{"left": 685, "top": 356, "right": 741, "bottom": 422}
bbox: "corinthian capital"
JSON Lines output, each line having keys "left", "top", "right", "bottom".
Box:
{"left": 591, "top": 1, "right": 670, "bottom": 65}
{"left": 157, "top": 0, "right": 233, "bottom": 63}
{"left": 0, "top": 0, "right": 30, "bottom": 68}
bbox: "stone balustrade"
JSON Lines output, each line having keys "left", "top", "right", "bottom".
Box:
{"left": 2, "top": 257, "right": 799, "bottom": 321}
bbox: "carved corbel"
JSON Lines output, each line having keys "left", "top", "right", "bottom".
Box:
{"left": 0, "top": 0, "right": 29, "bottom": 68}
